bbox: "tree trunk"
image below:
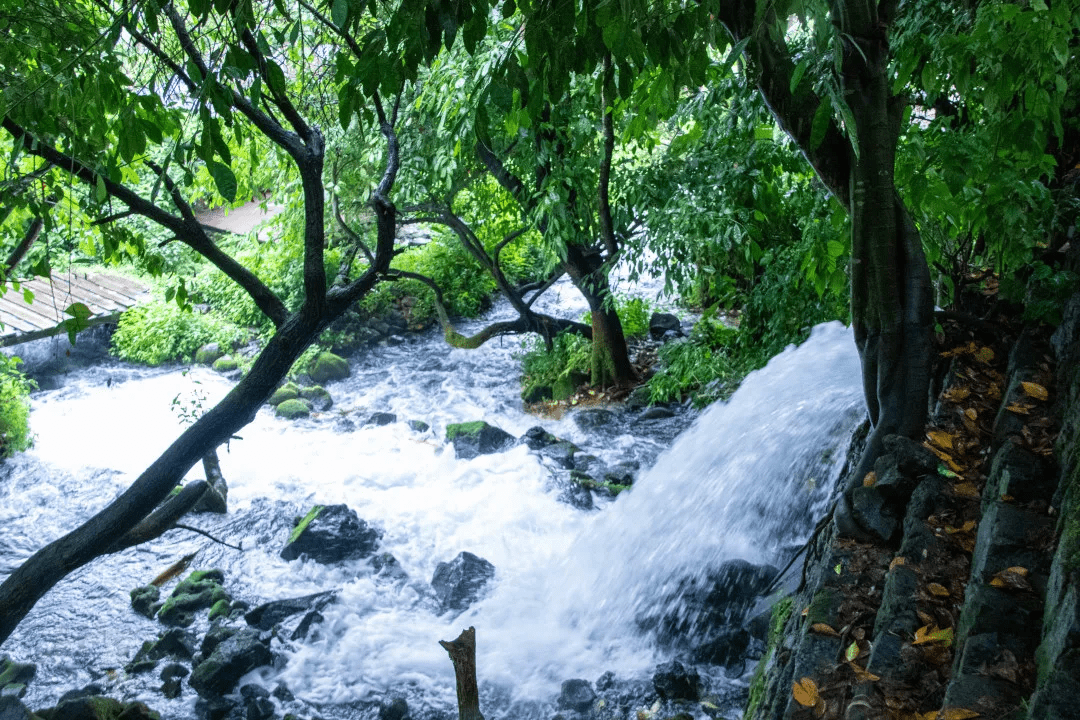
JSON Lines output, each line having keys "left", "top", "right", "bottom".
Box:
{"left": 834, "top": 0, "right": 934, "bottom": 527}
{"left": 563, "top": 243, "right": 636, "bottom": 388}
{"left": 439, "top": 627, "right": 484, "bottom": 720}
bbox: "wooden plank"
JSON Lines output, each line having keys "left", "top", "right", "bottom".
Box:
{"left": 86, "top": 273, "right": 148, "bottom": 300}
{"left": 0, "top": 293, "right": 63, "bottom": 326}
{"left": 52, "top": 275, "right": 130, "bottom": 310}
{"left": 0, "top": 312, "right": 123, "bottom": 348}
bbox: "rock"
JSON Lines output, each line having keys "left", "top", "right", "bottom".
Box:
{"left": 274, "top": 398, "right": 311, "bottom": 419}
{"left": 290, "top": 610, "right": 325, "bottom": 641}
{"left": 367, "top": 412, "right": 397, "bottom": 426}
{"left": 539, "top": 441, "right": 578, "bottom": 469}
{"left": 36, "top": 696, "right": 129, "bottom": 720}
{"left": 649, "top": 313, "right": 682, "bottom": 340}
{"left": 572, "top": 408, "right": 617, "bottom": 430}
{"left": 557, "top": 679, "right": 596, "bottom": 713}
{"left": 308, "top": 351, "right": 350, "bottom": 384}
{"left": 267, "top": 383, "right": 300, "bottom": 406}
{"left": 370, "top": 553, "right": 409, "bottom": 584}
{"left": 522, "top": 385, "right": 553, "bottom": 404}
{"left": 334, "top": 418, "right": 357, "bottom": 433}
{"left": 603, "top": 462, "right": 637, "bottom": 486}
{"left": 521, "top": 426, "right": 560, "bottom": 450}
{"left": 0, "top": 697, "right": 31, "bottom": 720}
{"left": 189, "top": 628, "right": 272, "bottom": 698}
{"left": 848, "top": 486, "right": 899, "bottom": 543}
{"left": 378, "top": 697, "right": 409, "bottom": 720}
{"left": 638, "top": 406, "right": 675, "bottom": 420}
{"left": 160, "top": 663, "right": 189, "bottom": 681}
{"left": 157, "top": 570, "right": 230, "bottom": 627}
{"left": 195, "top": 343, "right": 225, "bottom": 365}
{"left": 194, "top": 696, "right": 236, "bottom": 720}
{"left": 407, "top": 420, "right": 430, "bottom": 433}
{"left": 240, "top": 685, "right": 274, "bottom": 720}
{"left": 0, "top": 659, "right": 33, "bottom": 699}
{"left": 280, "top": 504, "right": 382, "bottom": 563}
{"left": 159, "top": 663, "right": 188, "bottom": 700}
{"left": 201, "top": 622, "right": 238, "bottom": 657}
{"left": 300, "top": 385, "right": 333, "bottom": 412}
{"left": 245, "top": 591, "right": 337, "bottom": 630}
{"left": 125, "top": 628, "right": 198, "bottom": 673}
{"left": 572, "top": 453, "right": 608, "bottom": 477}
{"left": 558, "top": 484, "right": 594, "bottom": 511}
{"left": 652, "top": 660, "right": 700, "bottom": 701}
{"left": 212, "top": 356, "right": 238, "bottom": 373}
{"left": 445, "top": 421, "right": 515, "bottom": 460}
{"left": 160, "top": 677, "right": 182, "bottom": 700}
{"left": 130, "top": 585, "right": 160, "bottom": 619}
{"left": 431, "top": 552, "right": 496, "bottom": 614}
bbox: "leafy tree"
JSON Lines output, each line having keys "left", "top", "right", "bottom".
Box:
{"left": 0, "top": 0, "right": 453, "bottom": 645}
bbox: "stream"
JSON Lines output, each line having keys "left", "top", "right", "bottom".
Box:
{"left": 0, "top": 288, "right": 865, "bottom": 720}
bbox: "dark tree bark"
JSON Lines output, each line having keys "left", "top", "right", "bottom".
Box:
{"left": 439, "top": 627, "right": 484, "bottom": 720}
{"left": 718, "top": 0, "right": 934, "bottom": 534}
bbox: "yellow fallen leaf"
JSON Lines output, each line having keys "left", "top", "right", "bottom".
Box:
{"left": 974, "top": 347, "right": 994, "bottom": 363}
{"left": 962, "top": 520, "right": 976, "bottom": 532}
{"left": 1021, "top": 381, "right": 1048, "bottom": 401}
{"left": 953, "top": 482, "right": 979, "bottom": 498}
{"left": 848, "top": 661, "right": 880, "bottom": 682}
{"left": 927, "top": 430, "right": 954, "bottom": 450}
{"left": 989, "top": 566, "right": 1032, "bottom": 591}
{"left": 928, "top": 582, "right": 950, "bottom": 597}
{"left": 863, "top": 471, "right": 877, "bottom": 487}
{"left": 913, "top": 625, "right": 954, "bottom": 646}
{"left": 1006, "top": 403, "right": 1032, "bottom": 415}
{"left": 964, "top": 408, "right": 978, "bottom": 421}
{"left": 944, "top": 386, "right": 971, "bottom": 402}
{"left": 918, "top": 610, "right": 935, "bottom": 625}
{"left": 941, "top": 710, "right": 980, "bottom": 720}
{"left": 890, "top": 556, "right": 906, "bottom": 571}
{"left": 810, "top": 623, "right": 840, "bottom": 637}
{"left": 1006, "top": 566, "right": 1029, "bottom": 575}
{"left": 988, "top": 384, "right": 1002, "bottom": 399}
{"left": 1001, "top": 494, "right": 1015, "bottom": 502}
{"left": 792, "top": 677, "right": 819, "bottom": 707}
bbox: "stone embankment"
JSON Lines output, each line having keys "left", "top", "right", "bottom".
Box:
{"left": 748, "top": 293, "right": 1080, "bottom": 720}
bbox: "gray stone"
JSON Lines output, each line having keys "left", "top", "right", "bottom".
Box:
{"left": 557, "top": 484, "right": 594, "bottom": 511}
{"left": 431, "top": 552, "right": 496, "bottom": 614}
{"left": 539, "top": 441, "right": 578, "bottom": 469}
{"left": 408, "top": 420, "right": 430, "bottom": 433}
{"left": 379, "top": 697, "right": 409, "bottom": 720}
{"left": 638, "top": 405, "right": 675, "bottom": 420}
{"left": 652, "top": 660, "right": 700, "bottom": 701}
{"left": 281, "top": 504, "right": 382, "bottom": 563}
{"left": 130, "top": 585, "right": 161, "bottom": 619}
{"left": 445, "top": 421, "right": 515, "bottom": 460}
{"left": 245, "top": 591, "right": 337, "bottom": 630}
{"left": 573, "top": 408, "right": 617, "bottom": 430}
{"left": 367, "top": 412, "right": 397, "bottom": 426}
{"left": 558, "top": 679, "right": 596, "bottom": 713}
{"left": 849, "top": 486, "right": 899, "bottom": 543}
{"left": 190, "top": 628, "right": 272, "bottom": 698}
{"left": 649, "top": 313, "right": 682, "bottom": 340}
{"left": 521, "top": 426, "right": 560, "bottom": 450}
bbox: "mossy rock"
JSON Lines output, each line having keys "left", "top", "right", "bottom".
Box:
{"left": 212, "top": 356, "right": 238, "bottom": 372}
{"left": 308, "top": 351, "right": 350, "bottom": 384}
{"left": 300, "top": 385, "right": 333, "bottom": 411}
{"left": 157, "top": 570, "right": 230, "bottom": 627}
{"left": 445, "top": 421, "right": 516, "bottom": 460}
{"left": 130, "top": 585, "right": 161, "bottom": 619}
{"left": 268, "top": 383, "right": 300, "bottom": 406}
{"left": 208, "top": 599, "right": 231, "bottom": 621}
{"left": 275, "top": 398, "right": 311, "bottom": 419}
{"left": 194, "top": 343, "right": 225, "bottom": 365}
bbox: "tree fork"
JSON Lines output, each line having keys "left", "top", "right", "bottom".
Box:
{"left": 439, "top": 626, "right": 484, "bottom": 720}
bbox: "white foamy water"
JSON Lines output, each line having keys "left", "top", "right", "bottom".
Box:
{"left": 0, "top": 311, "right": 863, "bottom": 719}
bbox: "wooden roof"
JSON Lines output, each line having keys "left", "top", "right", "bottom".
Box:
{"left": 0, "top": 271, "right": 148, "bottom": 347}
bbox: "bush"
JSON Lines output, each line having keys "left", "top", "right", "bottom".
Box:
{"left": 0, "top": 354, "right": 33, "bottom": 457}
{"left": 111, "top": 300, "right": 242, "bottom": 365}
{"left": 517, "top": 332, "right": 592, "bottom": 399}
{"left": 647, "top": 316, "right": 740, "bottom": 407}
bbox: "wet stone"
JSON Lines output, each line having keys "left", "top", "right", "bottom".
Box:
{"left": 431, "top": 551, "right": 496, "bottom": 615}
{"left": 521, "top": 426, "right": 560, "bottom": 450}
{"left": 280, "top": 504, "right": 382, "bottom": 563}
{"left": 367, "top": 412, "right": 397, "bottom": 426}
{"left": 573, "top": 409, "right": 617, "bottom": 430}
{"left": 558, "top": 484, "right": 594, "bottom": 511}
{"left": 129, "top": 585, "right": 160, "bottom": 619}
{"left": 652, "top": 660, "right": 700, "bottom": 701}
{"left": 378, "top": 697, "right": 409, "bottom": 720}
{"left": 189, "top": 627, "right": 272, "bottom": 698}
{"left": 849, "top": 486, "right": 899, "bottom": 543}
{"left": 445, "top": 421, "right": 515, "bottom": 459}
{"left": 0, "top": 697, "right": 31, "bottom": 720}
{"left": 558, "top": 679, "right": 597, "bottom": 713}
{"left": 245, "top": 591, "right": 337, "bottom": 630}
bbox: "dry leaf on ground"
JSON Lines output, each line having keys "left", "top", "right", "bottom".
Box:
{"left": 792, "top": 677, "right": 819, "bottom": 707}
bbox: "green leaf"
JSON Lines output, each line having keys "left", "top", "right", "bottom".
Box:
{"left": 63, "top": 302, "right": 92, "bottom": 345}
{"left": 208, "top": 161, "right": 237, "bottom": 203}
{"left": 22, "top": 288, "right": 34, "bottom": 304}
{"left": 845, "top": 641, "right": 859, "bottom": 662}
{"left": 265, "top": 60, "right": 287, "bottom": 96}
{"left": 810, "top": 99, "right": 831, "bottom": 150}
{"left": 790, "top": 59, "right": 808, "bottom": 95}
{"left": 827, "top": 240, "right": 844, "bottom": 258}
{"left": 332, "top": 0, "right": 348, "bottom": 27}
{"left": 95, "top": 174, "right": 107, "bottom": 203}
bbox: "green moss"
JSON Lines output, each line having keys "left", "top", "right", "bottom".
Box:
{"left": 288, "top": 505, "right": 323, "bottom": 544}
{"left": 570, "top": 473, "right": 631, "bottom": 496}
{"left": 212, "top": 356, "right": 238, "bottom": 372}
{"left": 744, "top": 596, "right": 794, "bottom": 720}
{"left": 208, "top": 599, "right": 231, "bottom": 621}
{"left": 308, "top": 351, "right": 349, "bottom": 384}
{"left": 156, "top": 569, "right": 229, "bottom": 627}
{"left": 268, "top": 383, "right": 300, "bottom": 406}
{"left": 275, "top": 398, "right": 311, "bottom": 419}
{"left": 445, "top": 421, "right": 487, "bottom": 440}
{"left": 805, "top": 587, "right": 841, "bottom": 627}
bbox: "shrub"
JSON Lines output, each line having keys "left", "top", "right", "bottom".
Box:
{"left": 112, "top": 299, "right": 242, "bottom": 366}
{"left": 0, "top": 354, "right": 33, "bottom": 457}
{"left": 517, "top": 332, "right": 592, "bottom": 399}
{"left": 647, "top": 315, "right": 740, "bottom": 407}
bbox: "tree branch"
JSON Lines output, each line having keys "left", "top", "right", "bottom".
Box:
{"left": 598, "top": 53, "right": 618, "bottom": 259}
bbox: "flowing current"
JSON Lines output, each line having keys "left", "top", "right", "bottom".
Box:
{"left": 0, "top": 299, "right": 864, "bottom": 719}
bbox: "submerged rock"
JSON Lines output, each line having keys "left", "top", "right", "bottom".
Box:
{"left": 189, "top": 628, "right": 272, "bottom": 698}
{"left": 280, "top": 504, "right": 381, "bottom": 563}
{"left": 652, "top": 660, "right": 701, "bottom": 701}
{"left": 245, "top": 591, "right": 337, "bottom": 630}
{"left": 445, "top": 421, "right": 515, "bottom": 460}
{"left": 129, "top": 585, "right": 160, "bottom": 619}
{"left": 307, "top": 351, "right": 350, "bottom": 384}
{"left": 558, "top": 679, "right": 597, "bottom": 713}
{"left": 431, "top": 552, "right": 496, "bottom": 614}
{"left": 157, "top": 570, "right": 230, "bottom": 627}
{"left": 572, "top": 408, "right": 617, "bottom": 430}
{"left": 366, "top": 412, "right": 397, "bottom": 426}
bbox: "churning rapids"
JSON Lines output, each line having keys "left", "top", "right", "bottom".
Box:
{"left": 0, "top": 292, "right": 865, "bottom": 720}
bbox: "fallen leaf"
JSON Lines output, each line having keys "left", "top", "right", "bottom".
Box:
{"left": 989, "top": 566, "right": 1032, "bottom": 591}
{"left": 863, "top": 471, "right": 877, "bottom": 487}
{"left": 1001, "top": 494, "right": 1015, "bottom": 502}
{"left": 1006, "top": 403, "right": 1031, "bottom": 415}
{"left": 890, "top": 556, "right": 907, "bottom": 570}
{"left": 964, "top": 408, "right": 978, "bottom": 421}
{"left": 810, "top": 623, "right": 840, "bottom": 637}
{"left": 845, "top": 641, "right": 859, "bottom": 662}
{"left": 974, "top": 347, "right": 994, "bottom": 363}
{"left": 927, "top": 430, "right": 954, "bottom": 450}
{"left": 792, "top": 677, "right": 819, "bottom": 707}
{"left": 1021, "top": 381, "right": 1048, "bottom": 401}
{"left": 848, "top": 661, "right": 880, "bottom": 682}
{"left": 953, "top": 483, "right": 979, "bottom": 498}
{"left": 941, "top": 710, "right": 980, "bottom": 720}
{"left": 944, "top": 386, "right": 971, "bottom": 402}
{"left": 913, "top": 625, "right": 954, "bottom": 646}
{"left": 918, "top": 610, "right": 935, "bottom": 626}
{"left": 927, "top": 583, "right": 950, "bottom": 597}
{"left": 814, "top": 698, "right": 826, "bottom": 718}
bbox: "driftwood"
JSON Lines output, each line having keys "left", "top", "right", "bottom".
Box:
{"left": 439, "top": 626, "right": 484, "bottom": 720}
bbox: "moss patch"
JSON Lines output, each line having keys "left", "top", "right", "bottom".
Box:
{"left": 212, "top": 356, "right": 238, "bottom": 372}
{"left": 445, "top": 421, "right": 487, "bottom": 440}
{"left": 268, "top": 383, "right": 300, "bottom": 406}
{"left": 275, "top": 398, "right": 311, "bottom": 419}
{"left": 288, "top": 505, "right": 324, "bottom": 545}
{"left": 744, "top": 596, "right": 794, "bottom": 720}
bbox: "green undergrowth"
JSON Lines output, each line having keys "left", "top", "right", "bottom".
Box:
{"left": 111, "top": 298, "right": 243, "bottom": 366}
{"left": 745, "top": 595, "right": 794, "bottom": 720}
{"left": 0, "top": 354, "right": 34, "bottom": 458}
{"left": 518, "top": 332, "right": 592, "bottom": 401}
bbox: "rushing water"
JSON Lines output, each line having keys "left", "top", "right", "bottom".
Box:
{"left": 0, "top": 295, "right": 864, "bottom": 719}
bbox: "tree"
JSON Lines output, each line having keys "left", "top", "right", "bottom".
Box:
{"left": 0, "top": 0, "right": 452, "bottom": 646}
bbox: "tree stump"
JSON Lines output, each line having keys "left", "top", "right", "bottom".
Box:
{"left": 439, "top": 626, "right": 484, "bottom": 720}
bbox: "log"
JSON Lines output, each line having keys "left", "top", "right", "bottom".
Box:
{"left": 439, "top": 626, "right": 484, "bottom": 720}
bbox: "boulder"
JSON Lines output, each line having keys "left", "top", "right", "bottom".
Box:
{"left": 157, "top": 570, "right": 230, "bottom": 627}
{"left": 280, "top": 504, "right": 381, "bottom": 563}
{"left": 299, "top": 385, "right": 333, "bottom": 412}
{"left": 189, "top": 628, "right": 272, "bottom": 698}
{"left": 0, "top": 658, "right": 34, "bottom": 700}
{"left": 240, "top": 685, "right": 274, "bottom": 720}
{"left": 557, "top": 679, "right": 596, "bottom": 713}
{"left": 370, "top": 553, "right": 409, "bottom": 584}
{"left": 35, "top": 696, "right": 159, "bottom": 720}
{"left": 539, "top": 442, "right": 578, "bottom": 469}
{"left": 274, "top": 399, "right": 311, "bottom": 419}
{"left": 0, "top": 697, "right": 31, "bottom": 720}
{"left": 267, "top": 383, "right": 300, "bottom": 406}
{"left": 558, "top": 484, "right": 594, "bottom": 511}
{"left": 245, "top": 591, "right": 337, "bottom": 630}
{"left": 407, "top": 420, "right": 430, "bottom": 433}
{"left": 125, "top": 628, "right": 198, "bottom": 674}
{"left": 200, "top": 622, "right": 238, "bottom": 658}
{"left": 211, "top": 356, "right": 238, "bottom": 373}
{"left": 378, "top": 697, "right": 409, "bottom": 720}
{"left": 195, "top": 343, "right": 225, "bottom": 365}
{"left": 649, "top": 313, "right": 682, "bottom": 340}
{"left": 445, "top": 421, "right": 515, "bottom": 460}
{"left": 572, "top": 408, "right": 617, "bottom": 430}
{"left": 307, "top": 351, "right": 350, "bottom": 384}
{"left": 366, "top": 412, "right": 397, "bottom": 426}
{"left": 129, "top": 585, "right": 160, "bottom": 619}
{"left": 521, "top": 426, "right": 560, "bottom": 450}
{"left": 431, "top": 552, "right": 496, "bottom": 614}
{"left": 652, "top": 660, "right": 700, "bottom": 701}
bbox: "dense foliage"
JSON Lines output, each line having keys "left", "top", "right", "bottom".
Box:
{"left": 0, "top": 353, "right": 33, "bottom": 458}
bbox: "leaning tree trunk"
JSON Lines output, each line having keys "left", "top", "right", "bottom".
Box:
{"left": 835, "top": 0, "right": 934, "bottom": 521}
{"left": 563, "top": 243, "right": 637, "bottom": 388}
